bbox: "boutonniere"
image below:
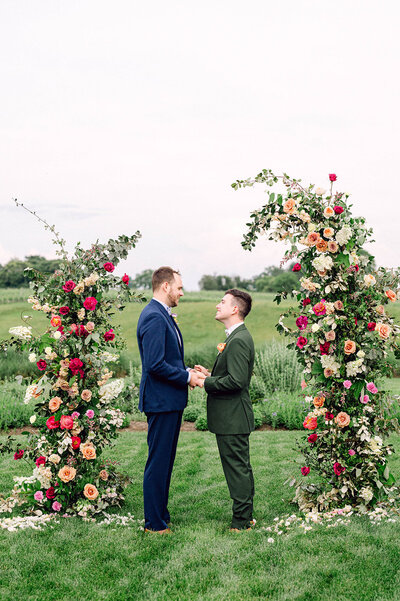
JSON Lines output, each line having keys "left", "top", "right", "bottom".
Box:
{"left": 171, "top": 313, "right": 179, "bottom": 325}
{"left": 217, "top": 343, "right": 226, "bottom": 353}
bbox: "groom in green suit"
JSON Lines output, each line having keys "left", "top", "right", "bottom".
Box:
{"left": 196, "top": 289, "right": 255, "bottom": 531}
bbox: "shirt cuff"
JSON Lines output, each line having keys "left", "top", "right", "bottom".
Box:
{"left": 186, "top": 368, "right": 192, "bottom": 384}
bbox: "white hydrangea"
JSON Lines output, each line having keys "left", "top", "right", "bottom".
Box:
{"left": 346, "top": 358, "right": 365, "bottom": 377}
{"left": 312, "top": 255, "right": 334, "bottom": 272}
{"left": 320, "top": 355, "right": 340, "bottom": 374}
{"left": 24, "top": 384, "right": 41, "bottom": 404}
{"left": 99, "top": 379, "right": 125, "bottom": 403}
{"left": 336, "top": 226, "right": 352, "bottom": 246}
{"left": 359, "top": 487, "right": 374, "bottom": 503}
{"left": 100, "top": 351, "right": 119, "bottom": 363}
{"left": 9, "top": 326, "right": 32, "bottom": 340}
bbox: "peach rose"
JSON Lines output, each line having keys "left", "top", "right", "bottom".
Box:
{"left": 324, "top": 368, "right": 334, "bottom": 378}
{"left": 317, "top": 269, "right": 327, "bottom": 277}
{"left": 99, "top": 470, "right": 109, "bottom": 481}
{"left": 49, "top": 396, "right": 62, "bottom": 412}
{"left": 83, "top": 483, "right": 99, "bottom": 500}
{"left": 306, "top": 232, "right": 320, "bottom": 246}
{"left": 313, "top": 396, "right": 325, "bottom": 408}
{"left": 376, "top": 305, "right": 385, "bottom": 315}
{"left": 59, "top": 379, "right": 70, "bottom": 391}
{"left": 328, "top": 241, "right": 339, "bottom": 253}
{"left": 335, "top": 412, "right": 350, "bottom": 428}
{"left": 86, "top": 321, "right": 95, "bottom": 332}
{"left": 58, "top": 465, "right": 77, "bottom": 483}
{"left": 81, "top": 443, "right": 96, "bottom": 460}
{"left": 326, "top": 330, "right": 336, "bottom": 341}
{"left": 324, "top": 207, "right": 335, "bottom": 218}
{"left": 283, "top": 199, "right": 296, "bottom": 214}
{"left": 385, "top": 289, "right": 397, "bottom": 302}
{"left": 323, "top": 227, "right": 334, "bottom": 239}
{"left": 334, "top": 300, "right": 344, "bottom": 311}
{"left": 316, "top": 239, "right": 328, "bottom": 253}
{"left": 81, "top": 389, "right": 92, "bottom": 402}
{"left": 376, "top": 323, "right": 391, "bottom": 339}
{"left": 344, "top": 339, "right": 356, "bottom": 355}
{"left": 217, "top": 343, "right": 226, "bottom": 353}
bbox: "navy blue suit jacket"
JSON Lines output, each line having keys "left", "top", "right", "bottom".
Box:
{"left": 137, "top": 299, "right": 188, "bottom": 413}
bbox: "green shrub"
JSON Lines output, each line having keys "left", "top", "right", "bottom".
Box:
{"left": 184, "top": 345, "right": 217, "bottom": 371}
{"left": 0, "top": 380, "right": 32, "bottom": 430}
{"left": 0, "top": 349, "right": 37, "bottom": 380}
{"left": 253, "top": 404, "right": 263, "bottom": 429}
{"left": 195, "top": 414, "right": 208, "bottom": 431}
{"left": 183, "top": 405, "right": 204, "bottom": 422}
{"left": 253, "top": 342, "right": 302, "bottom": 397}
{"left": 252, "top": 392, "right": 308, "bottom": 430}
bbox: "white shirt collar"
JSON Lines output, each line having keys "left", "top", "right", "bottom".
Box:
{"left": 153, "top": 297, "right": 172, "bottom": 315}
{"left": 225, "top": 321, "right": 244, "bottom": 338}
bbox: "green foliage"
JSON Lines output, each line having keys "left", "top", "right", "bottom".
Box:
{"left": 0, "top": 256, "right": 60, "bottom": 288}
{"left": 131, "top": 269, "right": 153, "bottom": 290}
{"left": 194, "top": 413, "right": 208, "bottom": 431}
{"left": 0, "top": 380, "right": 32, "bottom": 430}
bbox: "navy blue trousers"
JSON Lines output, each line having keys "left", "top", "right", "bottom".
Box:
{"left": 143, "top": 410, "right": 183, "bottom": 531}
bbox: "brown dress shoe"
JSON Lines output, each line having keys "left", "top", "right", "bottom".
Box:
{"left": 229, "top": 527, "right": 252, "bottom": 532}
{"left": 145, "top": 527, "right": 171, "bottom": 535}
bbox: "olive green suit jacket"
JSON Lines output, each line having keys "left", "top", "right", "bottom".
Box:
{"left": 205, "top": 324, "right": 255, "bottom": 435}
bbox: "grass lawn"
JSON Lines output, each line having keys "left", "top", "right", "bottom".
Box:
{"left": 1, "top": 430, "right": 400, "bottom": 601}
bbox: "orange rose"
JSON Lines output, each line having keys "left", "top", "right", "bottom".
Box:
{"left": 313, "top": 396, "right": 325, "bottom": 408}
{"left": 385, "top": 290, "right": 397, "bottom": 302}
{"left": 335, "top": 412, "right": 350, "bottom": 428}
{"left": 324, "top": 207, "right": 335, "bottom": 218}
{"left": 328, "top": 241, "right": 339, "bottom": 253}
{"left": 306, "top": 232, "right": 320, "bottom": 246}
{"left": 376, "top": 323, "right": 391, "bottom": 339}
{"left": 344, "top": 339, "right": 356, "bottom": 355}
{"left": 283, "top": 199, "right": 296, "bottom": 214}
{"left": 303, "top": 416, "right": 318, "bottom": 430}
{"left": 50, "top": 315, "right": 62, "bottom": 328}
{"left": 83, "top": 483, "right": 99, "bottom": 500}
{"left": 316, "top": 239, "right": 328, "bottom": 253}
{"left": 81, "top": 389, "right": 92, "bottom": 402}
{"left": 49, "top": 396, "right": 62, "bottom": 412}
{"left": 217, "top": 343, "right": 226, "bottom": 353}
{"left": 323, "top": 227, "right": 334, "bottom": 239}
{"left": 99, "top": 470, "right": 109, "bottom": 481}
{"left": 81, "top": 443, "right": 96, "bottom": 460}
{"left": 58, "top": 465, "right": 77, "bottom": 483}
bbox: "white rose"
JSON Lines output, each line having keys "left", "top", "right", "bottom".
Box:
{"left": 308, "top": 223, "right": 317, "bottom": 232}
{"left": 357, "top": 350, "right": 365, "bottom": 358}
{"left": 311, "top": 323, "right": 320, "bottom": 333}
{"left": 44, "top": 347, "right": 52, "bottom": 355}
{"left": 29, "top": 415, "right": 37, "bottom": 424}
{"left": 363, "top": 274, "right": 376, "bottom": 287}
{"left": 53, "top": 331, "right": 62, "bottom": 340}
{"left": 28, "top": 353, "right": 36, "bottom": 363}
{"left": 315, "top": 187, "right": 326, "bottom": 196}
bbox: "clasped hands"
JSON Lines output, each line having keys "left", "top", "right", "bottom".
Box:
{"left": 189, "top": 364, "right": 211, "bottom": 389}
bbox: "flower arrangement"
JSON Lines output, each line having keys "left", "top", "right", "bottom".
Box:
{"left": 1, "top": 201, "right": 143, "bottom": 518}
{"left": 233, "top": 169, "right": 400, "bottom": 511}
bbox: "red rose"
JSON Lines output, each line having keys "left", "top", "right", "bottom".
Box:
{"left": 62, "top": 280, "right": 76, "bottom": 292}
{"left": 292, "top": 263, "right": 301, "bottom": 272}
{"left": 320, "top": 342, "right": 331, "bottom": 355}
{"left": 46, "top": 416, "right": 60, "bottom": 429}
{"left": 60, "top": 415, "right": 74, "bottom": 430}
{"left": 325, "top": 412, "right": 334, "bottom": 421}
{"left": 308, "top": 433, "right": 318, "bottom": 443}
{"left": 37, "top": 359, "right": 47, "bottom": 371}
{"left": 14, "top": 449, "right": 24, "bottom": 460}
{"left": 83, "top": 297, "right": 98, "bottom": 311}
{"left": 59, "top": 306, "right": 70, "bottom": 315}
{"left": 103, "top": 262, "right": 115, "bottom": 273}
{"left": 367, "top": 322, "right": 376, "bottom": 331}
{"left": 69, "top": 358, "right": 83, "bottom": 372}
{"left": 35, "top": 456, "right": 46, "bottom": 467}
{"left": 301, "top": 466, "right": 310, "bottom": 475}
{"left": 333, "top": 462, "right": 346, "bottom": 476}
{"left": 71, "top": 436, "right": 81, "bottom": 450}
{"left": 122, "top": 274, "right": 129, "bottom": 285}
{"left": 334, "top": 206, "right": 344, "bottom": 214}
{"left": 329, "top": 173, "right": 337, "bottom": 182}
{"left": 46, "top": 486, "right": 56, "bottom": 500}
{"left": 296, "top": 336, "right": 308, "bottom": 350}
{"left": 104, "top": 328, "right": 115, "bottom": 341}
{"left": 302, "top": 298, "right": 311, "bottom": 307}
{"left": 354, "top": 317, "right": 358, "bottom": 326}
{"left": 354, "top": 264, "right": 359, "bottom": 272}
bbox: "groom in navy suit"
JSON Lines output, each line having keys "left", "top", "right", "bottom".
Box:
{"left": 137, "top": 266, "right": 205, "bottom": 533}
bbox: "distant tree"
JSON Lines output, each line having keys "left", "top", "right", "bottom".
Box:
{"left": 132, "top": 269, "right": 154, "bottom": 290}
{"left": 0, "top": 255, "right": 60, "bottom": 288}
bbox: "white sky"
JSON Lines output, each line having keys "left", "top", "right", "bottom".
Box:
{"left": 0, "top": 0, "right": 399, "bottom": 289}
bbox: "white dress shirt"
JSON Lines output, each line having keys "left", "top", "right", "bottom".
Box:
{"left": 225, "top": 321, "right": 244, "bottom": 338}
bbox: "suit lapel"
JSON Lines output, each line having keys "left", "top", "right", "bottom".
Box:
{"left": 211, "top": 324, "right": 246, "bottom": 374}
{"left": 150, "top": 300, "right": 184, "bottom": 358}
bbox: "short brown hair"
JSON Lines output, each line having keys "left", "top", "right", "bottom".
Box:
{"left": 225, "top": 288, "right": 252, "bottom": 319}
{"left": 152, "top": 266, "right": 180, "bottom": 291}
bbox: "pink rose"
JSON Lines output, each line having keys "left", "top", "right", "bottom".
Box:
{"left": 34, "top": 491, "right": 44, "bottom": 501}
{"left": 104, "top": 329, "right": 115, "bottom": 341}
{"left": 37, "top": 359, "right": 47, "bottom": 371}
{"left": 14, "top": 449, "right": 24, "bottom": 460}
{"left": 360, "top": 395, "right": 370, "bottom": 404}
{"left": 59, "top": 306, "right": 70, "bottom": 315}
{"left": 348, "top": 449, "right": 356, "bottom": 456}
{"left": 62, "top": 280, "right": 76, "bottom": 292}
{"left": 60, "top": 415, "right": 74, "bottom": 430}
{"left": 296, "top": 315, "right": 308, "bottom": 330}
{"left": 86, "top": 321, "right": 95, "bottom": 332}
{"left": 366, "top": 382, "right": 378, "bottom": 394}
{"left": 292, "top": 263, "right": 301, "bottom": 272}
{"left": 334, "top": 206, "right": 344, "bottom": 214}
{"left": 333, "top": 462, "right": 346, "bottom": 476}
{"left": 46, "top": 416, "right": 60, "bottom": 429}
{"left": 103, "top": 262, "right": 115, "bottom": 272}
{"left": 71, "top": 411, "right": 80, "bottom": 419}
{"left": 35, "top": 456, "right": 46, "bottom": 467}
{"left": 301, "top": 466, "right": 310, "bottom": 475}
{"left": 301, "top": 380, "right": 307, "bottom": 390}
{"left": 343, "top": 380, "right": 352, "bottom": 389}
{"left": 313, "top": 302, "right": 326, "bottom": 316}
{"left": 83, "top": 297, "right": 98, "bottom": 311}
{"left": 296, "top": 336, "right": 308, "bottom": 349}
{"left": 122, "top": 273, "right": 129, "bottom": 285}
{"left": 52, "top": 501, "right": 62, "bottom": 512}
{"left": 329, "top": 173, "right": 337, "bottom": 182}
{"left": 86, "top": 409, "right": 95, "bottom": 419}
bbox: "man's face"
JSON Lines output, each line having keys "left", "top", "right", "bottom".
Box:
{"left": 166, "top": 273, "right": 184, "bottom": 307}
{"left": 215, "top": 294, "right": 235, "bottom": 322}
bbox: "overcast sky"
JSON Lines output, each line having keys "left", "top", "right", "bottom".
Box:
{"left": 0, "top": 1, "right": 399, "bottom": 289}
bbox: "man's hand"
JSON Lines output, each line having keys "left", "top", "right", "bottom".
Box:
{"left": 189, "top": 370, "right": 206, "bottom": 389}
{"left": 194, "top": 364, "right": 211, "bottom": 377}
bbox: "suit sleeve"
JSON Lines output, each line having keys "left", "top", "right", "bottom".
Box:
{"left": 140, "top": 313, "right": 188, "bottom": 388}
{"left": 204, "top": 337, "right": 250, "bottom": 395}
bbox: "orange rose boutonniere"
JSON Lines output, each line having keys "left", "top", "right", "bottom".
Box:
{"left": 217, "top": 343, "right": 226, "bottom": 353}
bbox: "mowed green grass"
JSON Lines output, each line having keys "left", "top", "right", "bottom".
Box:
{"left": 1, "top": 430, "right": 400, "bottom": 601}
